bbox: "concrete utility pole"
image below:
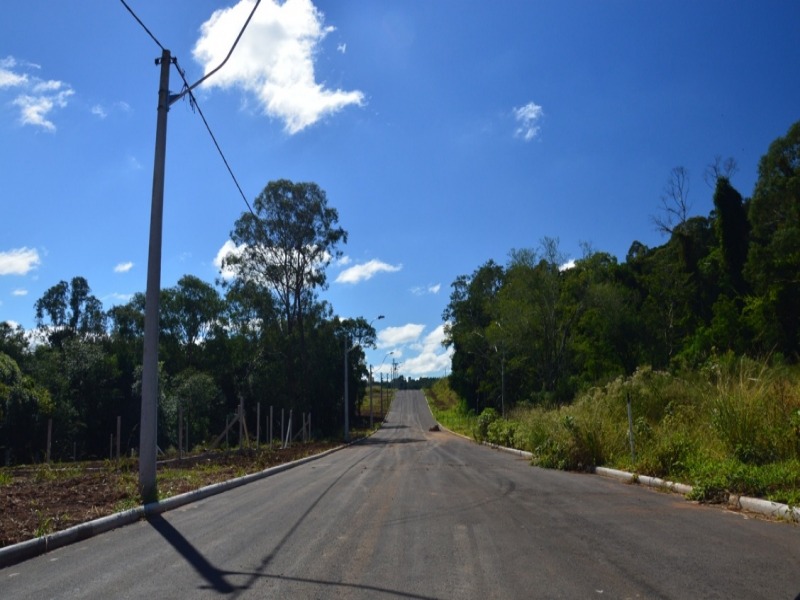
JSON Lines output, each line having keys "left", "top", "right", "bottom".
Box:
{"left": 369, "top": 364, "right": 373, "bottom": 428}
{"left": 344, "top": 335, "right": 350, "bottom": 442}
{"left": 139, "top": 48, "right": 172, "bottom": 503}
{"left": 131, "top": 0, "right": 260, "bottom": 505}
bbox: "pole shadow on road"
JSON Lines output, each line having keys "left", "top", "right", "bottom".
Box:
{"left": 147, "top": 514, "right": 239, "bottom": 593}
{"left": 146, "top": 461, "right": 442, "bottom": 599}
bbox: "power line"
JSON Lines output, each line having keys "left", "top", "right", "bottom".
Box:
{"left": 122, "top": 0, "right": 264, "bottom": 502}
{"left": 119, "top": 0, "right": 260, "bottom": 219}
{"left": 172, "top": 0, "right": 262, "bottom": 104}
{"left": 173, "top": 58, "right": 258, "bottom": 220}
{"left": 119, "top": 0, "right": 165, "bottom": 51}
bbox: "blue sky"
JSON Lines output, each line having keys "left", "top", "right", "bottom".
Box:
{"left": 1, "top": 1, "right": 799, "bottom": 378}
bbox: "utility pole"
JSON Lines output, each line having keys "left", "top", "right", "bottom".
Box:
{"left": 139, "top": 48, "right": 172, "bottom": 503}
{"left": 369, "top": 364, "right": 374, "bottom": 428}
{"left": 127, "top": 0, "right": 259, "bottom": 505}
{"left": 343, "top": 335, "right": 350, "bottom": 442}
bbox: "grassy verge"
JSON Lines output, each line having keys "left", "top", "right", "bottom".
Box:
{"left": 427, "top": 357, "right": 800, "bottom": 507}
{"left": 426, "top": 379, "right": 477, "bottom": 437}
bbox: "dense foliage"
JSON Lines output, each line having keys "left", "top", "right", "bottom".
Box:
{"left": 444, "top": 121, "right": 800, "bottom": 413}
{"left": 1, "top": 181, "right": 377, "bottom": 465}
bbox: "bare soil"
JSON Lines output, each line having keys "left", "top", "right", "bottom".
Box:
{"left": 0, "top": 442, "right": 338, "bottom": 548}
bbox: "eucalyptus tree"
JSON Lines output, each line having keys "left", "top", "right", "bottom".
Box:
{"left": 222, "top": 180, "right": 348, "bottom": 412}
{"left": 34, "top": 276, "right": 106, "bottom": 346}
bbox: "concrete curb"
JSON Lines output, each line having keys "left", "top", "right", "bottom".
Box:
{"left": 429, "top": 411, "right": 799, "bottom": 526}
{"left": 594, "top": 467, "right": 694, "bottom": 495}
{"left": 0, "top": 444, "right": 345, "bottom": 569}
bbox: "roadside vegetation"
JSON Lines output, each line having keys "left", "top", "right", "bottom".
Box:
{"left": 427, "top": 360, "right": 800, "bottom": 507}
{"left": 1, "top": 180, "right": 384, "bottom": 468}
{"left": 435, "top": 120, "right": 800, "bottom": 510}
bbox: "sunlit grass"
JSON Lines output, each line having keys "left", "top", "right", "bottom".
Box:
{"left": 427, "top": 359, "right": 800, "bottom": 506}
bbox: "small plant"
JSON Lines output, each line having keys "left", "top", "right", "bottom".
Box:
{"left": 33, "top": 510, "right": 54, "bottom": 538}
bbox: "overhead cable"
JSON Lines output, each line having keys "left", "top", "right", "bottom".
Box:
{"left": 119, "top": 0, "right": 165, "bottom": 51}
{"left": 174, "top": 58, "right": 258, "bottom": 220}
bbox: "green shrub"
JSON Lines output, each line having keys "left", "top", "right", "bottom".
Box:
{"left": 636, "top": 431, "right": 694, "bottom": 478}
{"left": 487, "top": 418, "right": 518, "bottom": 447}
{"left": 473, "top": 408, "right": 499, "bottom": 443}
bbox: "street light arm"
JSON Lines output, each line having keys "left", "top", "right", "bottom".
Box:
{"left": 169, "top": 0, "right": 262, "bottom": 106}
{"left": 341, "top": 314, "right": 383, "bottom": 351}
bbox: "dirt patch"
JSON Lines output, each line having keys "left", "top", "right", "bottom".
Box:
{"left": 0, "top": 442, "right": 338, "bottom": 548}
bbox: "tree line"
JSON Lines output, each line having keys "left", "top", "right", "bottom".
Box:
{"left": 1, "top": 180, "right": 379, "bottom": 464}
{"left": 444, "top": 121, "right": 800, "bottom": 414}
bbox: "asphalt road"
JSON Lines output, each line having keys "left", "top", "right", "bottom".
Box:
{"left": 2, "top": 390, "right": 798, "bottom": 599}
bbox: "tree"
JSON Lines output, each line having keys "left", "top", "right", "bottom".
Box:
{"left": 0, "top": 322, "right": 29, "bottom": 366}
{"left": 160, "top": 275, "right": 223, "bottom": 372}
{"left": 223, "top": 180, "right": 348, "bottom": 411}
{"left": 224, "top": 180, "right": 347, "bottom": 341}
{"left": 338, "top": 316, "right": 379, "bottom": 423}
{"left": 713, "top": 177, "right": 749, "bottom": 296}
{"left": 653, "top": 167, "right": 692, "bottom": 235}
{"left": 34, "top": 277, "right": 106, "bottom": 345}
{"left": 1, "top": 352, "right": 53, "bottom": 463}
{"left": 161, "top": 275, "right": 223, "bottom": 349}
{"left": 744, "top": 120, "right": 800, "bottom": 357}
{"left": 443, "top": 260, "right": 505, "bottom": 412}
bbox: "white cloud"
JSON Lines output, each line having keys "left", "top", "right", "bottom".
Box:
{"left": 559, "top": 259, "right": 576, "bottom": 272}
{"left": 114, "top": 262, "right": 134, "bottom": 273}
{"left": 1, "top": 56, "right": 74, "bottom": 131}
{"left": 0, "top": 62, "right": 28, "bottom": 88}
{"left": 0, "top": 247, "right": 41, "bottom": 275}
{"left": 336, "top": 259, "right": 401, "bottom": 284}
{"left": 12, "top": 289, "right": 28, "bottom": 296}
{"left": 377, "top": 323, "right": 424, "bottom": 348}
{"left": 393, "top": 324, "right": 452, "bottom": 377}
{"left": 336, "top": 255, "right": 352, "bottom": 266}
{"left": 513, "top": 101, "right": 544, "bottom": 142}
{"left": 192, "top": 0, "right": 365, "bottom": 134}
{"left": 337, "top": 43, "right": 347, "bottom": 54}
{"left": 105, "top": 292, "right": 133, "bottom": 304}
{"left": 411, "top": 283, "right": 441, "bottom": 296}
{"left": 92, "top": 101, "right": 131, "bottom": 120}
{"left": 214, "top": 240, "right": 246, "bottom": 280}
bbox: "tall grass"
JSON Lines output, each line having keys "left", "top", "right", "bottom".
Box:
{"left": 426, "top": 379, "right": 476, "bottom": 437}
{"left": 428, "top": 358, "right": 800, "bottom": 505}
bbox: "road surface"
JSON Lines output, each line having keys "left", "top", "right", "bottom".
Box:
{"left": 2, "top": 390, "right": 798, "bottom": 598}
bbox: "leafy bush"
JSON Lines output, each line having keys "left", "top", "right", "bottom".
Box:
{"left": 473, "top": 408, "right": 499, "bottom": 443}
{"left": 487, "top": 418, "right": 518, "bottom": 447}
{"left": 526, "top": 411, "right": 605, "bottom": 471}
{"left": 636, "top": 431, "right": 694, "bottom": 478}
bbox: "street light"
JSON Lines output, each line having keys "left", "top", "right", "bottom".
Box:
{"left": 344, "top": 315, "right": 384, "bottom": 442}
{"left": 376, "top": 351, "right": 394, "bottom": 424}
